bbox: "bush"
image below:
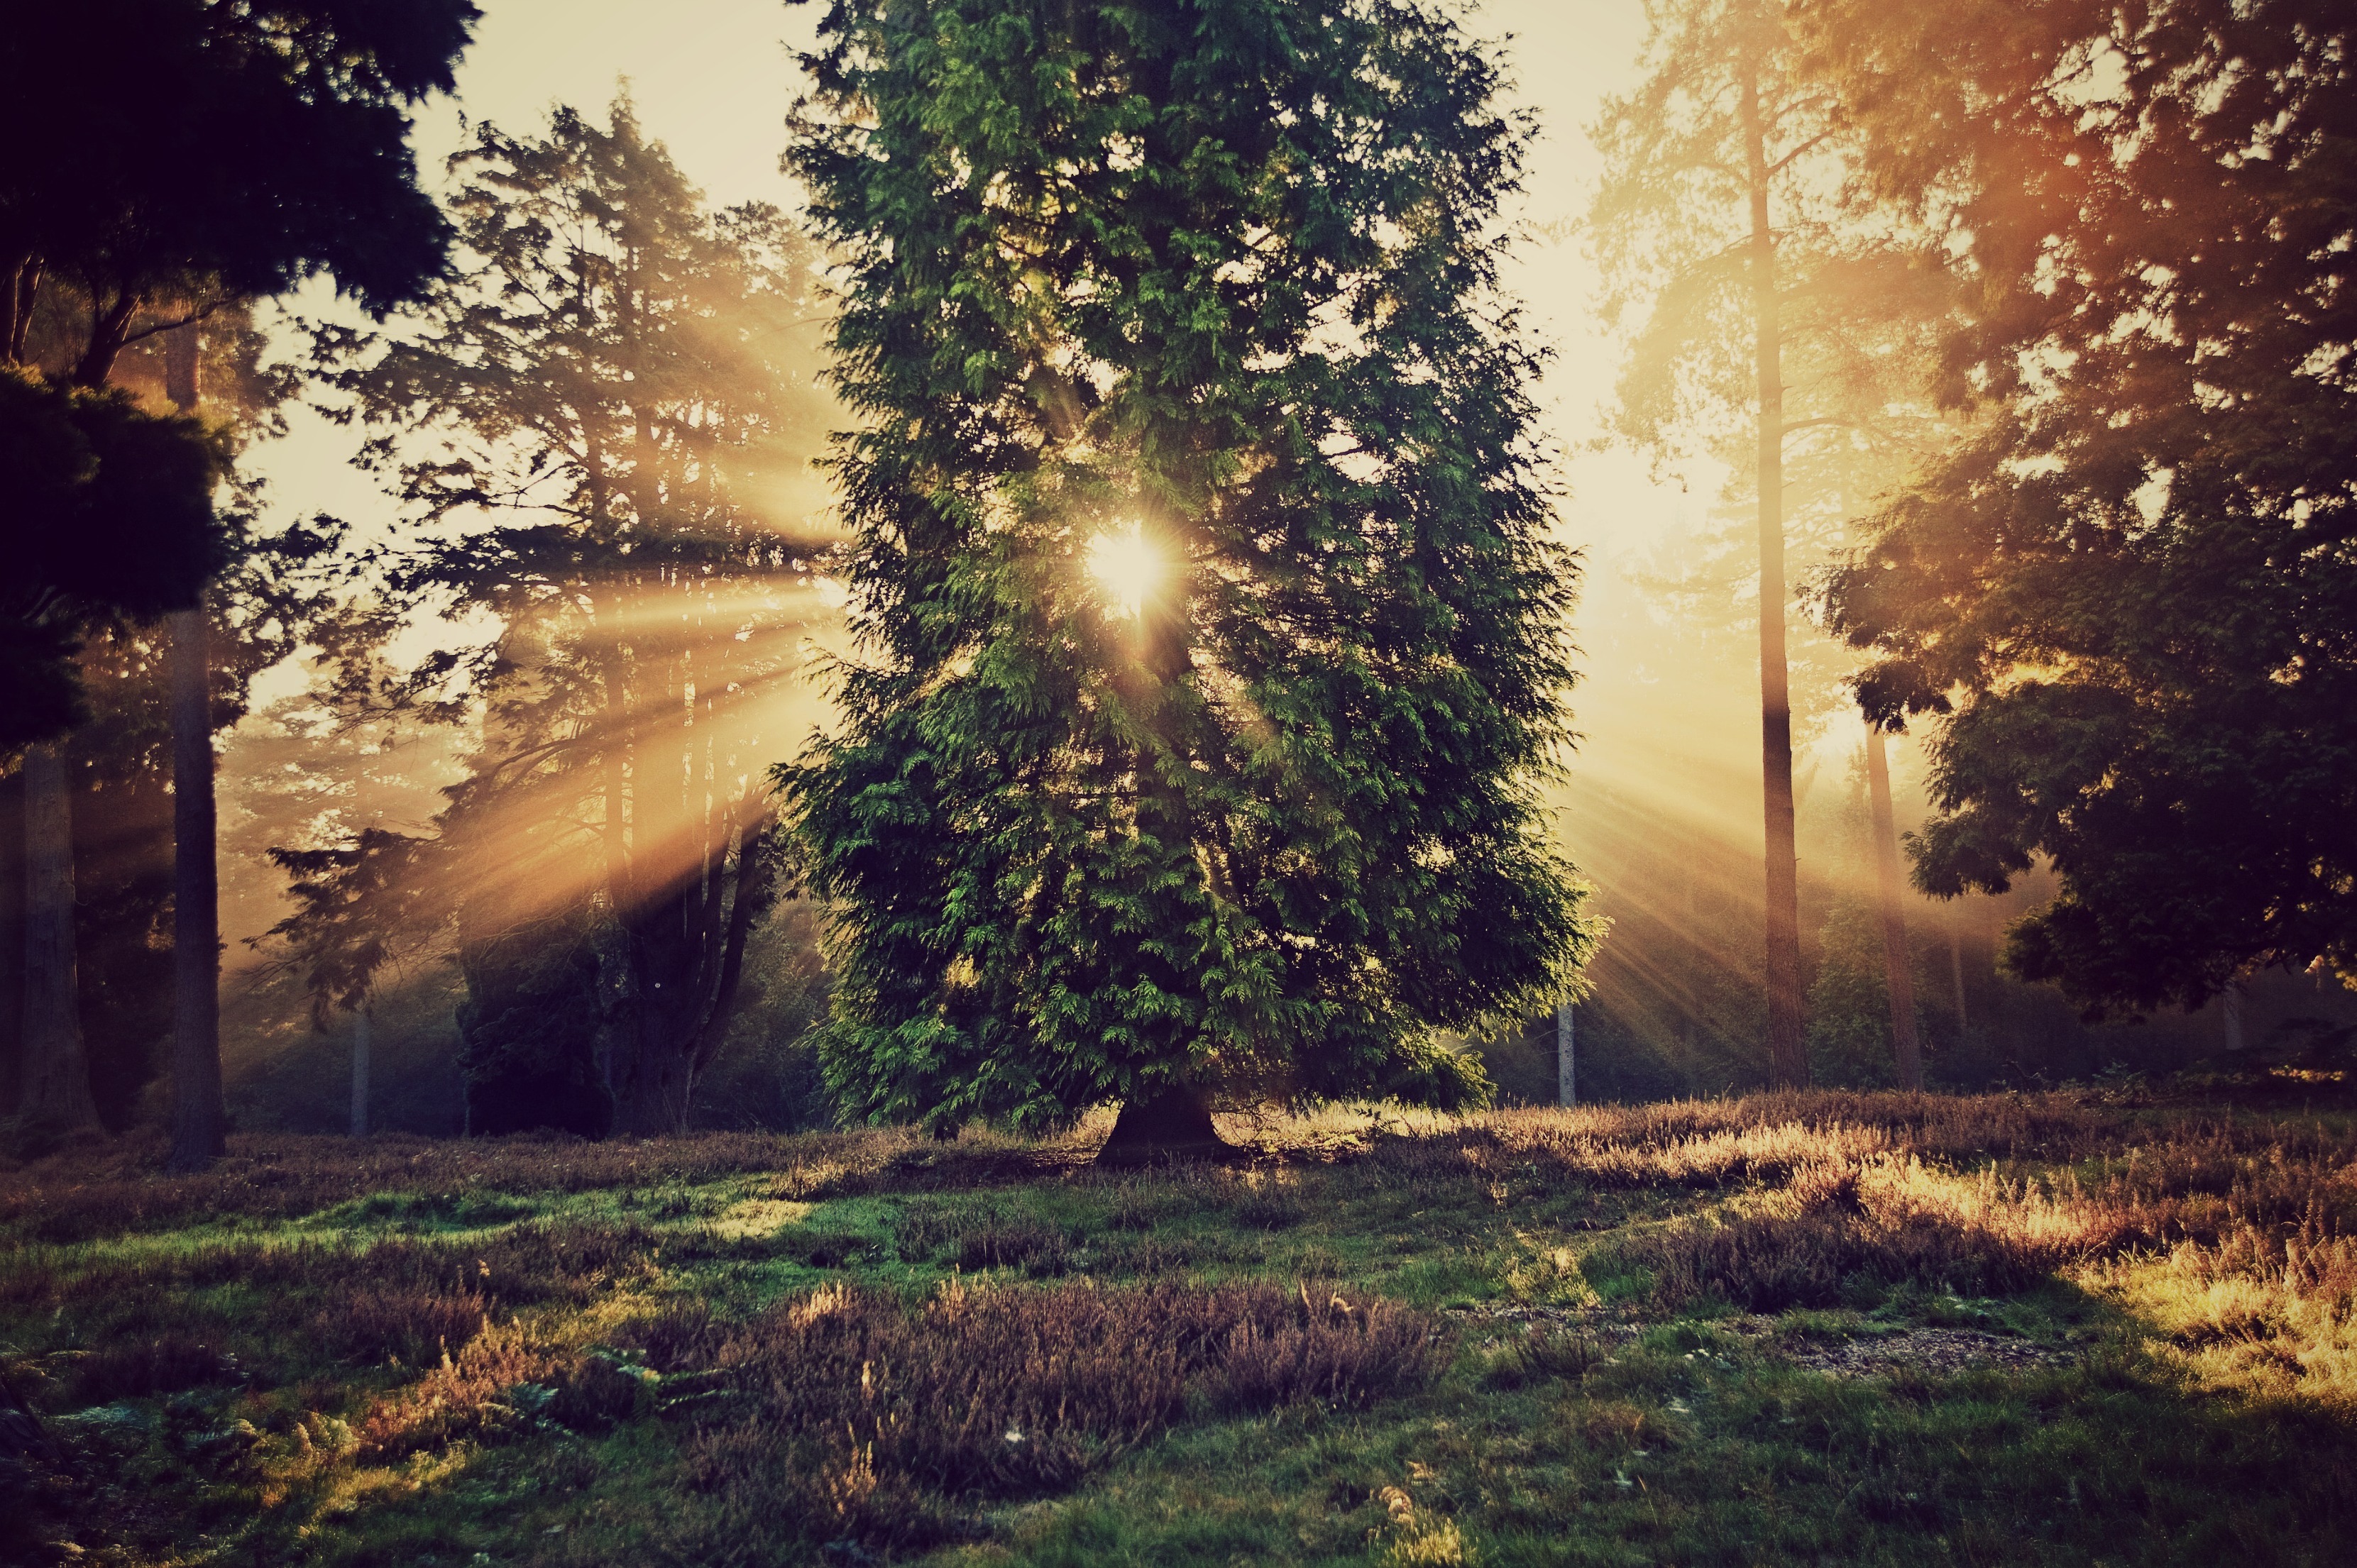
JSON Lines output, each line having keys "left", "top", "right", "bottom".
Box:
{"left": 625, "top": 1278, "right": 1449, "bottom": 1554}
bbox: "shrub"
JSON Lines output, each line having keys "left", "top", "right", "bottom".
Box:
{"left": 955, "top": 1217, "right": 1074, "bottom": 1276}
{"left": 57, "top": 1333, "right": 238, "bottom": 1406}
{"left": 620, "top": 1278, "right": 1448, "bottom": 1553}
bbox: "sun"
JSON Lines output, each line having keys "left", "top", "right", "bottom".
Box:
{"left": 1084, "top": 521, "right": 1163, "bottom": 618}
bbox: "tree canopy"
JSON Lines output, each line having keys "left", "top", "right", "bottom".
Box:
{"left": 0, "top": 0, "right": 477, "bottom": 752}
{"left": 1810, "top": 0, "right": 2357, "bottom": 1016}
{"left": 785, "top": 0, "right": 1591, "bottom": 1146}
{"left": 304, "top": 100, "right": 834, "bottom": 1134}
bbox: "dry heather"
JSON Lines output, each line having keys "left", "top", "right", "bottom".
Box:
{"left": 356, "top": 1276, "right": 1445, "bottom": 1554}
{"left": 1361, "top": 1094, "right": 2357, "bottom": 1393}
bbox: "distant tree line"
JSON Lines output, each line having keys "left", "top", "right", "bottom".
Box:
{"left": 1590, "top": 0, "right": 2356, "bottom": 1095}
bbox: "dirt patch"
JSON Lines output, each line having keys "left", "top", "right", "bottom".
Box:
{"left": 1742, "top": 1321, "right": 2075, "bottom": 1378}
{"left": 1442, "top": 1303, "right": 2075, "bottom": 1377}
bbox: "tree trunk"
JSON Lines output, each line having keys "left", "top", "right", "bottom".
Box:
{"left": 164, "top": 324, "right": 224, "bottom": 1170}
{"left": 19, "top": 745, "right": 99, "bottom": 1131}
{"left": 1556, "top": 1000, "right": 1576, "bottom": 1108}
{"left": 1949, "top": 923, "right": 1967, "bottom": 1034}
{"left": 166, "top": 604, "right": 224, "bottom": 1169}
{"left": 349, "top": 1007, "right": 371, "bottom": 1137}
{"left": 1742, "top": 65, "right": 1806, "bottom": 1089}
{"left": 1097, "top": 1082, "right": 1233, "bottom": 1167}
{"left": 1865, "top": 725, "right": 1923, "bottom": 1092}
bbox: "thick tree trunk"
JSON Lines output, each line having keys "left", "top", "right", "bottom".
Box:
{"left": 1865, "top": 726, "right": 1923, "bottom": 1091}
{"left": 1742, "top": 66, "right": 1806, "bottom": 1089}
{"left": 19, "top": 745, "right": 99, "bottom": 1130}
{"left": 167, "top": 605, "right": 224, "bottom": 1169}
{"left": 1097, "top": 1083, "right": 1232, "bottom": 1167}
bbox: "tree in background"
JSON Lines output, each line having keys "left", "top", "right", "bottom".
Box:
{"left": 1812, "top": 0, "right": 2357, "bottom": 1017}
{"left": 1592, "top": 0, "right": 1962, "bottom": 1087}
{"left": 786, "top": 0, "right": 1589, "bottom": 1158}
{"left": 1, "top": 0, "right": 475, "bottom": 1164}
{"left": 307, "top": 101, "right": 833, "bottom": 1135}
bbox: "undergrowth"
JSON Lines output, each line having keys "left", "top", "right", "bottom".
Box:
{"left": 1, "top": 1089, "right": 2351, "bottom": 1564}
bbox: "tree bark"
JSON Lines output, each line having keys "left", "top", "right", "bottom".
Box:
{"left": 1949, "top": 922, "right": 1967, "bottom": 1034}
{"left": 164, "top": 323, "right": 224, "bottom": 1169}
{"left": 19, "top": 745, "right": 99, "bottom": 1131}
{"left": 349, "top": 1007, "right": 371, "bottom": 1137}
{"left": 166, "top": 604, "right": 225, "bottom": 1169}
{"left": 1742, "top": 64, "right": 1807, "bottom": 1089}
{"left": 1865, "top": 725, "right": 1923, "bottom": 1091}
{"left": 1556, "top": 1000, "right": 1576, "bottom": 1108}
{"left": 1097, "top": 1082, "right": 1233, "bottom": 1167}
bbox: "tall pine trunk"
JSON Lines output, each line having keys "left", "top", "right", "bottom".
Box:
{"left": 19, "top": 745, "right": 99, "bottom": 1130}
{"left": 1742, "top": 65, "right": 1806, "bottom": 1088}
{"left": 166, "top": 604, "right": 224, "bottom": 1167}
{"left": 1865, "top": 725, "right": 1923, "bottom": 1091}
{"left": 165, "top": 324, "right": 224, "bottom": 1169}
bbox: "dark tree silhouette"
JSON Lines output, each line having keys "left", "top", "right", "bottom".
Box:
{"left": 1811, "top": 0, "right": 2357, "bottom": 1017}
{"left": 0, "top": 0, "right": 475, "bottom": 1165}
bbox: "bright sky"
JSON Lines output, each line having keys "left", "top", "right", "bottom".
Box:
{"left": 246, "top": 0, "right": 1820, "bottom": 867}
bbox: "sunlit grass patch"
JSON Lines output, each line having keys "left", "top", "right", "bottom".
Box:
{"left": 6, "top": 1090, "right": 2356, "bottom": 1564}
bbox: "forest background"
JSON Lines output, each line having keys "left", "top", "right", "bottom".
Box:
{"left": 4, "top": 0, "right": 2345, "bottom": 1144}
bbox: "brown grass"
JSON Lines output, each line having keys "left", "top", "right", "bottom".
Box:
{"left": 605, "top": 1277, "right": 1445, "bottom": 1552}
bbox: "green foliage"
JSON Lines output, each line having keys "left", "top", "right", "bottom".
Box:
{"left": 306, "top": 98, "right": 836, "bottom": 1132}
{"left": 1, "top": 1, "right": 476, "bottom": 370}
{"left": 0, "top": 371, "right": 226, "bottom": 749}
{"left": 456, "top": 903, "right": 613, "bottom": 1139}
{"left": 785, "top": 0, "right": 1590, "bottom": 1136}
{"left": 1811, "top": 0, "right": 2357, "bottom": 1016}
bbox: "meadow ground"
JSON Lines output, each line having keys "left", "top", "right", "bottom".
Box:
{"left": 3, "top": 1087, "right": 2353, "bottom": 1566}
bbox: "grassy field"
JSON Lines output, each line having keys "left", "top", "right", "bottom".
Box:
{"left": 4, "top": 1088, "right": 2353, "bottom": 1566}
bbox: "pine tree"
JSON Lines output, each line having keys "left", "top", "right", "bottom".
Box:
{"left": 317, "top": 101, "right": 833, "bottom": 1134}
{"left": 1590, "top": 0, "right": 1952, "bottom": 1087}
{"left": 1, "top": 0, "right": 474, "bottom": 1164}
{"left": 1810, "top": 0, "right": 2357, "bottom": 1015}
{"left": 785, "top": 0, "right": 1589, "bottom": 1156}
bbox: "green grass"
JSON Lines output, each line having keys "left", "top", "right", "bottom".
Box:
{"left": 4, "top": 1090, "right": 2353, "bottom": 1565}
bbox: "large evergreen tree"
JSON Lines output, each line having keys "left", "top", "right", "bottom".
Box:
{"left": 1810, "top": 0, "right": 2357, "bottom": 1016}
{"left": 786, "top": 0, "right": 1589, "bottom": 1155}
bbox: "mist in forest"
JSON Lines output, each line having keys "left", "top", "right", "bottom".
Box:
{"left": 6, "top": 0, "right": 2351, "bottom": 1149}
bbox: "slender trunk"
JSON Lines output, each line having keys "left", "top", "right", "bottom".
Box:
{"left": 164, "top": 325, "right": 224, "bottom": 1169}
{"left": 688, "top": 807, "right": 774, "bottom": 1081}
{"left": 1865, "top": 726, "right": 1923, "bottom": 1092}
{"left": 20, "top": 746, "right": 98, "bottom": 1130}
{"left": 167, "top": 604, "right": 224, "bottom": 1169}
{"left": 1950, "top": 923, "right": 1967, "bottom": 1033}
{"left": 10, "top": 259, "right": 35, "bottom": 363}
{"left": 1742, "top": 65, "right": 1806, "bottom": 1088}
{"left": 1, "top": 253, "right": 28, "bottom": 365}
{"left": 349, "top": 1007, "right": 371, "bottom": 1137}
{"left": 1556, "top": 1000, "right": 1577, "bottom": 1108}
{"left": 2223, "top": 984, "right": 2246, "bottom": 1054}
